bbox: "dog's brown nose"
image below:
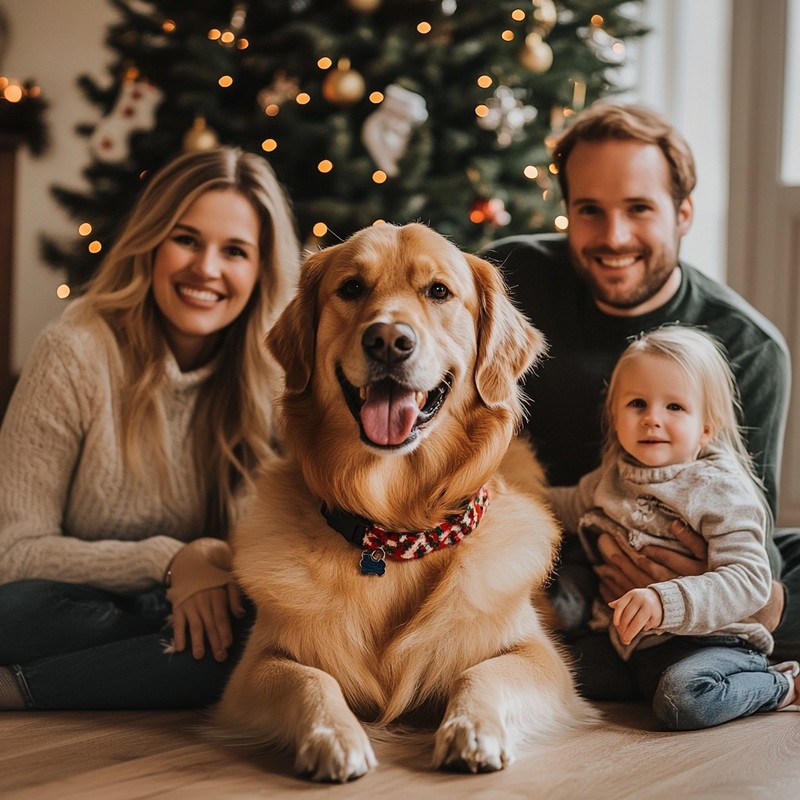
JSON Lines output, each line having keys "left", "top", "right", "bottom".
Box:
{"left": 362, "top": 322, "right": 417, "bottom": 364}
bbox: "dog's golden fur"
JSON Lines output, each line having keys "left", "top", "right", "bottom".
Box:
{"left": 216, "top": 223, "right": 595, "bottom": 781}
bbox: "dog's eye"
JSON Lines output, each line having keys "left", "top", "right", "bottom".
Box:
{"left": 428, "top": 282, "right": 451, "bottom": 302}
{"left": 337, "top": 279, "right": 365, "bottom": 300}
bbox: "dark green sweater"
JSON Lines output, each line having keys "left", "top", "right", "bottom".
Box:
{"left": 484, "top": 234, "right": 790, "bottom": 521}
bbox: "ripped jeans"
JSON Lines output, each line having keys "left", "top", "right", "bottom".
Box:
{"left": 628, "top": 635, "right": 791, "bottom": 730}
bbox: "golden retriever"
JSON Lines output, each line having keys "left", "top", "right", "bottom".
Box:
{"left": 215, "top": 222, "right": 595, "bottom": 781}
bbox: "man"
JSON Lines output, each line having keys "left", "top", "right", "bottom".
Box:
{"left": 484, "top": 102, "right": 799, "bottom": 696}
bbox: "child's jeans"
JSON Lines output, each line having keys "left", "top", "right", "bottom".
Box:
{"left": 630, "top": 635, "right": 791, "bottom": 730}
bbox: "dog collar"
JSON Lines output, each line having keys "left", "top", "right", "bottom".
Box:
{"left": 321, "top": 487, "right": 490, "bottom": 576}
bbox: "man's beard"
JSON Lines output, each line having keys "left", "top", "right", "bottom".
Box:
{"left": 569, "top": 244, "right": 677, "bottom": 312}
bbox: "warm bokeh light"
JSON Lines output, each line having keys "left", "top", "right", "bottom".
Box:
{"left": 56, "top": 284, "right": 71, "bottom": 300}
{"left": 313, "top": 222, "right": 328, "bottom": 237}
{"left": 501, "top": 29, "right": 515, "bottom": 41}
{"left": 264, "top": 104, "right": 280, "bottom": 116}
{"left": 88, "top": 241, "right": 102, "bottom": 254}
{"left": 296, "top": 92, "right": 311, "bottom": 104}
{"left": 3, "top": 83, "right": 23, "bottom": 103}
{"left": 477, "top": 75, "right": 493, "bottom": 89}
{"left": 78, "top": 223, "right": 92, "bottom": 236}
{"left": 591, "top": 14, "right": 604, "bottom": 26}
{"left": 475, "top": 104, "right": 489, "bottom": 118}
{"left": 162, "top": 20, "right": 176, "bottom": 33}
{"left": 218, "top": 75, "right": 233, "bottom": 88}
{"left": 511, "top": 9, "right": 526, "bottom": 21}
{"left": 417, "top": 21, "right": 432, "bottom": 34}
{"left": 369, "top": 91, "right": 384, "bottom": 103}
{"left": 317, "top": 57, "right": 333, "bottom": 69}
{"left": 220, "top": 31, "right": 235, "bottom": 44}
{"left": 261, "top": 139, "right": 278, "bottom": 152}
{"left": 236, "top": 38, "right": 249, "bottom": 50}
{"left": 548, "top": 163, "right": 559, "bottom": 174}
{"left": 208, "top": 28, "right": 222, "bottom": 40}
{"left": 372, "top": 170, "right": 387, "bottom": 184}
{"left": 318, "top": 159, "right": 333, "bottom": 173}
{"left": 523, "top": 165, "right": 539, "bottom": 180}
{"left": 555, "top": 215, "right": 569, "bottom": 231}
{"left": 372, "top": 219, "right": 386, "bottom": 226}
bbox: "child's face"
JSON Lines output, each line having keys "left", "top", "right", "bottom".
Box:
{"left": 611, "top": 353, "right": 712, "bottom": 467}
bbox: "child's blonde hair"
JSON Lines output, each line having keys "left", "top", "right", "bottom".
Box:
{"left": 603, "top": 326, "right": 767, "bottom": 506}
{"left": 80, "top": 147, "right": 300, "bottom": 536}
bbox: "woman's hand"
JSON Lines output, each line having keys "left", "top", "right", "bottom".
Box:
{"left": 165, "top": 538, "right": 245, "bottom": 661}
{"left": 171, "top": 582, "right": 246, "bottom": 661}
{"left": 594, "top": 520, "right": 707, "bottom": 603}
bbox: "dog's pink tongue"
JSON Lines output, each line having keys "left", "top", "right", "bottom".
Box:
{"left": 360, "top": 380, "right": 419, "bottom": 446}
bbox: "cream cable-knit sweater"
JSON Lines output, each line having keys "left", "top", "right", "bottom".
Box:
{"left": 0, "top": 299, "right": 219, "bottom": 594}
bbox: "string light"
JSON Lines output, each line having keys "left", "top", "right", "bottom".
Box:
{"left": 477, "top": 75, "right": 493, "bottom": 89}
{"left": 208, "top": 28, "right": 222, "bottom": 40}
{"left": 78, "top": 223, "right": 92, "bottom": 236}
{"left": 218, "top": 75, "right": 233, "bottom": 88}
{"left": 88, "top": 241, "right": 102, "bottom": 254}
{"left": 296, "top": 92, "right": 311, "bottom": 105}
{"left": 417, "top": 21, "right": 432, "bottom": 34}
{"left": 317, "top": 57, "right": 333, "bottom": 69}
{"left": 261, "top": 138, "right": 277, "bottom": 152}
{"left": 511, "top": 9, "right": 526, "bottom": 21}
{"left": 318, "top": 159, "right": 333, "bottom": 173}
{"left": 501, "top": 29, "right": 515, "bottom": 41}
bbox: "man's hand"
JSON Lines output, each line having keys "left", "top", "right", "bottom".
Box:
{"left": 172, "top": 583, "right": 246, "bottom": 661}
{"left": 609, "top": 587, "right": 664, "bottom": 645}
{"left": 594, "top": 520, "right": 707, "bottom": 603}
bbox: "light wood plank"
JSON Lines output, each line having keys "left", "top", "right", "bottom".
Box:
{"left": 1, "top": 703, "right": 799, "bottom": 799}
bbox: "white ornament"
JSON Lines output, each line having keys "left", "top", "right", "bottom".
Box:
{"left": 89, "top": 80, "right": 163, "bottom": 163}
{"left": 361, "top": 85, "right": 428, "bottom": 177}
{"left": 477, "top": 85, "right": 537, "bottom": 147}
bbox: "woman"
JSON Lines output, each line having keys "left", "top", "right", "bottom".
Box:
{"left": 0, "top": 147, "right": 300, "bottom": 709}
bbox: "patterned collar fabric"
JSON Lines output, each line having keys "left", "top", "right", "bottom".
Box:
{"left": 322, "top": 487, "right": 491, "bottom": 575}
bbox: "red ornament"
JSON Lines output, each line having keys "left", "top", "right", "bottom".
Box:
{"left": 469, "top": 197, "right": 511, "bottom": 226}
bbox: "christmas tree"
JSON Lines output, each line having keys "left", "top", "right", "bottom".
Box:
{"left": 44, "top": 0, "right": 647, "bottom": 288}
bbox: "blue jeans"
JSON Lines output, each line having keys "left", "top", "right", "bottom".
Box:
{"left": 0, "top": 579, "right": 253, "bottom": 710}
{"left": 630, "top": 636, "right": 790, "bottom": 730}
{"left": 551, "top": 528, "right": 800, "bottom": 681}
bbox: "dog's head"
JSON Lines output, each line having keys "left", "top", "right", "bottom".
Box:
{"left": 267, "top": 223, "right": 545, "bottom": 525}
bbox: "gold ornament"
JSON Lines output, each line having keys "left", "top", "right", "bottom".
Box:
{"left": 182, "top": 116, "right": 219, "bottom": 152}
{"left": 346, "top": 0, "right": 382, "bottom": 11}
{"left": 322, "top": 59, "right": 366, "bottom": 106}
{"left": 519, "top": 31, "right": 553, "bottom": 73}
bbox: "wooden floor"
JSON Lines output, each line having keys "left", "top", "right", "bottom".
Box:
{"left": 2, "top": 702, "right": 799, "bottom": 799}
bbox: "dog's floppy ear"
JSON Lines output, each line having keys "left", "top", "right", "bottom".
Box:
{"left": 266, "top": 247, "right": 329, "bottom": 393}
{"left": 468, "top": 254, "right": 547, "bottom": 408}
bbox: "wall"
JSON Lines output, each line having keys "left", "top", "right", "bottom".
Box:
{"left": 3, "top": 0, "right": 730, "bottom": 372}
{"left": 3, "top": 0, "right": 117, "bottom": 372}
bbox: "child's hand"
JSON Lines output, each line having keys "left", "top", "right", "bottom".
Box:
{"left": 608, "top": 587, "right": 664, "bottom": 645}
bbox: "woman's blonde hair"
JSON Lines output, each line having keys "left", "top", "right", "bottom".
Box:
{"left": 602, "top": 326, "right": 767, "bottom": 508}
{"left": 82, "top": 146, "right": 300, "bottom": 535}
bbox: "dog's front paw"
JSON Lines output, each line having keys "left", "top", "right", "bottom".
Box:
{"left": 433, "top": 714, "right": 513, "bottom": 774}
{"left": 295, "top": 722, "right": 378, "bottom": 782}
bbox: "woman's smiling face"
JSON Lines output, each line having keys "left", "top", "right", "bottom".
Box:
{"left": 152, "top": 189, "right": 261, "bottom": 371}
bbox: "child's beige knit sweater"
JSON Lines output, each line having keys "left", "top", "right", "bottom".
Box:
{"left": 0, "top": 300, "right": 217, "bottom": 594}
